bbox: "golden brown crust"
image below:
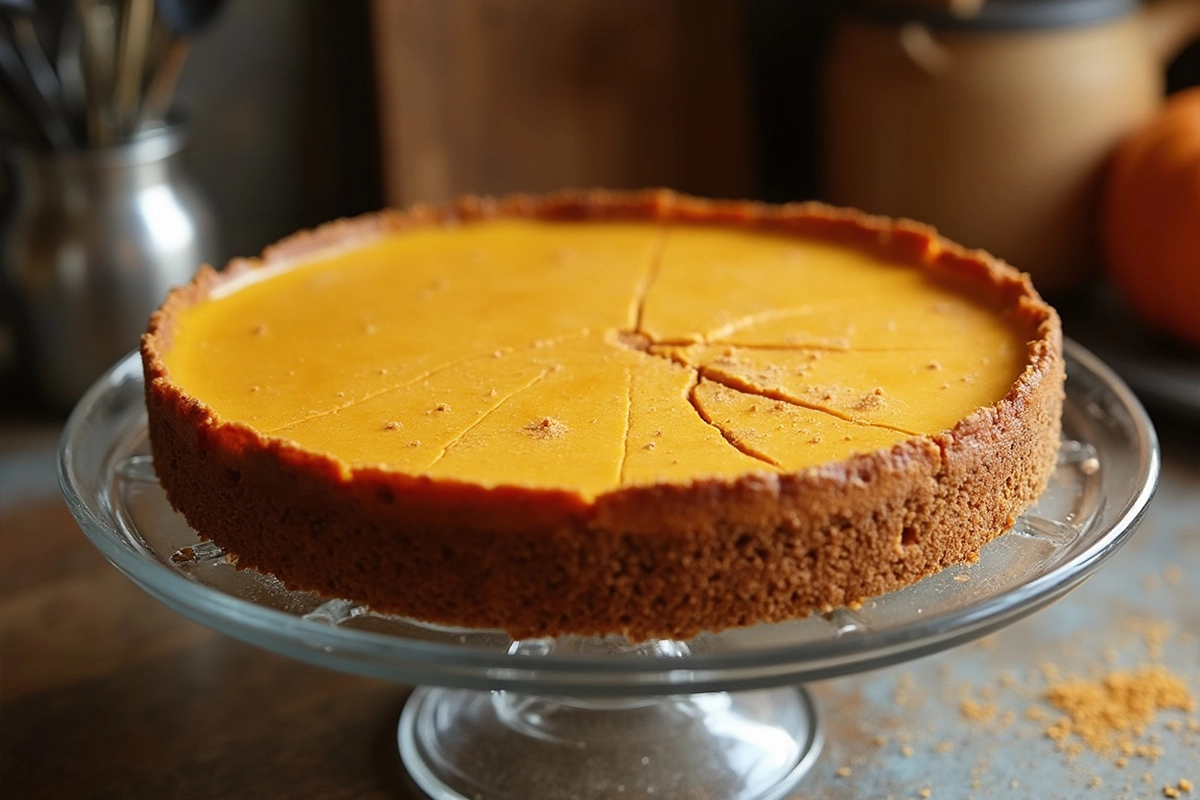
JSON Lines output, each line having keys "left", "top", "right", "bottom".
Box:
{"left": 142, "top": 189, "right": 1063, "bottom": 640}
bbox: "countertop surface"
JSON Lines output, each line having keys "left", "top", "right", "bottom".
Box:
{"left": 1, "top": 406, "right": 1197, "bottom": 800}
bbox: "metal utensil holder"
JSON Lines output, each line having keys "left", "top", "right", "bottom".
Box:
{"left": 1, "top": 123, "right": 218, "bottom": 410}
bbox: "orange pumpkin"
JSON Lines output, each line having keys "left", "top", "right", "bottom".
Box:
{"left": 1103, "top": 87, "right": 1200, "bottom": 349}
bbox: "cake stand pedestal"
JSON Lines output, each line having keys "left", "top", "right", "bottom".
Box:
{"left": 59, "top": 342, "right": 1158, "bottom": 800}
{"left": 400, "top": 683, "right": 821, "bottom": 800}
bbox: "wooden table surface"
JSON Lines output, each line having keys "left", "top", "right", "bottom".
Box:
{"left": 0, "top": 489, "right": 422, "bottom": 799}
{"left": 2, "top": 417, "right": 1197, "bottom": 800}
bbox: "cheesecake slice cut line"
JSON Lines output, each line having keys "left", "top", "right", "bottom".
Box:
{"left": 628, "top": 226, "right": 669, "bottom": 333}
{"left": 260, "top": 331, "right": 592, "bottom": 438}
{"left": 694, "top": 361, "right": 923, "bottom": 438}
{"left": 425, "top": 367, "right": 553, "bottom": 470}
{"left": 615, "top": 368, "right": 635, "bottom": 486}
{"left": 612, "top": 329, "right": 926, "bottom": 444}
{"left": 687, "top": 376, "right": 785, "bottom": 469}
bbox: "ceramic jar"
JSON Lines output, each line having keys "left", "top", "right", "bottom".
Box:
{"left": 822, "top": 0, "right": 1200, "bottom": 295}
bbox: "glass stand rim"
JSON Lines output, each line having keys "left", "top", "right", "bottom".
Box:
{"left": 57, "top": 340, "right": 1161, "bottom": 800}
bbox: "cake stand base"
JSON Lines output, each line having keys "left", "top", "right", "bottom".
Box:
{"left": 398, "top": 685, "right": 823, "bottom": 800}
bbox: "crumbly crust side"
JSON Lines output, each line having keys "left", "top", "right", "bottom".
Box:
{"left": 142, "top": 190, "right": 1064, "bottom": 640}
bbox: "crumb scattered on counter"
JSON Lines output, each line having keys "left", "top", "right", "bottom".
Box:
{"left": 822, "top": 603, "right": 1195, "bottom": 799}
{"left": 1043, "top": 666, "right": 1194, "bottom": 755}
{"left": 1123, "top": 617, "right": 1173, "bottom": 660}
{"left": 959, "top": 698, "right": 997, "bottom": 723}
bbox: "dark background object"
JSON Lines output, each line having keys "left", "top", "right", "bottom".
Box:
{"left": 171, "top": 0, "right": 381, "bottom": 261}
{"left": 156, "top": 0, "right": 225, "bottom": 34}
{"left": 369, "top": 0, "right": 754, "bottom": 207}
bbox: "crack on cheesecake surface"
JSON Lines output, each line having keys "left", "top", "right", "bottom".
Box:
{"left": 616, "top": 368, "right": 635, "bottom": 485}
{"left": 424, "top": 367, "right": 552, "bottom": 469}
{"left": 606, "top": 326, "right": 922, "bottom": 442}
{"left": 628, "top": 227, "right": 668, "bottom": 332}
{"left": 261, "top": 331, "right": 590, "bottom": 436}
{"left": 693, "top": 360, "right": 921, "bottom": 437}
{"left": 686, "top": 376, "right": 783, "bottom": 469}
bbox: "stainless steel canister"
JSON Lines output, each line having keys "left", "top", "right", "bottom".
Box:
{"left": 1, "top": 125, "right": 218, "bottom": 411}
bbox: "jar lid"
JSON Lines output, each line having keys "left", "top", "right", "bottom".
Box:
{"left": 842, "top": 0, "right": 1138, "bottom": 30}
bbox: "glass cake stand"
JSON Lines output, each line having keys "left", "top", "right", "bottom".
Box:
{"left": 60, "top": 341, "right": 1159, "bottom": 800}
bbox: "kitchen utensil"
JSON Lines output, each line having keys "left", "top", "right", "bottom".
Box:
{"left": 113, "top": 0, "right": 151, "bottom": 130}
{"left": 0, "top": 34, "right": 52, "bottom": 143}
{"left": 0, "top": 0, "right": 35, "bottom": 16}
{"left": 53, "top": 2, "right": 87, "bottom": 138}
{"left": 153, "top": 0, "right": 224, "bottom": 35}
{"left": 135, "top": 0, "right": 223, "bottom": 129}
{"left": 1, "top": 4, "right": 74, "bottom": 147}
{"left": 75, "top": 0, "right": 117, "bottom": 145}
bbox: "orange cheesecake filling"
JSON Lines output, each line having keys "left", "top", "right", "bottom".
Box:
{"left": 162, "top": 219, "right": 1032, "bottom": 499}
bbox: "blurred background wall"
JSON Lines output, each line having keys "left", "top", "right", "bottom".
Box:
{"left": 168, "top": 0, "right": 845, "bottom": 260}
{"left": 174, "top": 0, "right": 381, "bottom": 260}
{"left": 175, "top": 0, "right": 1198, "bottom": 260}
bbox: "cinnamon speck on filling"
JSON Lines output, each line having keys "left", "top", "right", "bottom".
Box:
{"left": 524, "top": 417, "right": 569, "bottom": 440}
{"left": 854, "top": 387, "right": 886, "bottom": 411}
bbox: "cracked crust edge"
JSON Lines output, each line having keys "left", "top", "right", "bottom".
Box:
{"left": 141, "top": 189, "right": 1064, "bottom": 640}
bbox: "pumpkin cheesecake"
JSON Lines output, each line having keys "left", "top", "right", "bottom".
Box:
{"left": 142, "top": 190, "right": 1064, "bottom": 640}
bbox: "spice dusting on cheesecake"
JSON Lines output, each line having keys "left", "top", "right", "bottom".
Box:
{"left": 524, "top": 417, "right": 569, "bottom": 440}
